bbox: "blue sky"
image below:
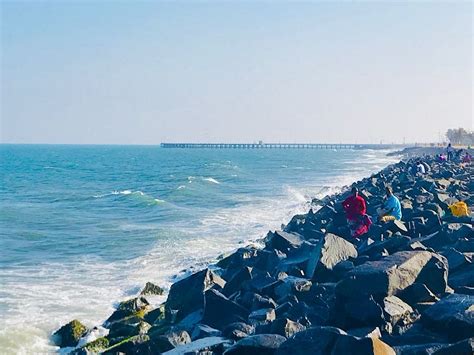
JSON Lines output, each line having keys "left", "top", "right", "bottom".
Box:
{"left": 1, "top": 1, "right": 472, "bottom": 144}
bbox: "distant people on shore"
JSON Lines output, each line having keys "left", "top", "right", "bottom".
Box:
{"left": 377, "top": 186, "right": 402, "bottom": 222}
{"left": 342, "top": 187, "right": 372, "bottom": 238}
{"left": 446, "top": 143, "right": 454, "bottom": 161}
{"left": 462, "top": 151, "right": 472, "bottom": 164}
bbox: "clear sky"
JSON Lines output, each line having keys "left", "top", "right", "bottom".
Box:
{"left": 1, "top": 1, "right": 472, "bottom": 144}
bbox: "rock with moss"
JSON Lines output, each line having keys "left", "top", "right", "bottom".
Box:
{"left": 82, "top": 337, "right": 109, "bottom": 353}
{"left": 105, "top": 297, "right": 151, "bottom": 325}
{"left": 140, "top": 282, "right": 164, "bottom": 296}
{"left": 53, "top": 319, "right": 88, "bottom": 348}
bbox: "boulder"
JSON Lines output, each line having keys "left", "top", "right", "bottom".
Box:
{"left": 382, "top": 296, "right": 417, "bottom": 329}
{"left": 270, "top": 318, "right": 306, "bottom": 338}
{"left": 140, "top": 282, "right": 164, "bottom": 296}
{"left": 150, "top": 329, "right": 191, "bottom": 352}
{"left": 248, "top": 308, "right": 276, "bottom": 324}
{"left": 162, "top": 336, "right": 232, "bottom": 355}
{"left": 276, "top": 326, "right": 347, "bottom": 354}
{"left": 106, "top": 297, "right": 151, "bottom": 325}
{"left": 166, "top": 269, "right": 225, "bottom": 322}
{"left": 332, "top": 334, "right": 396, "bottom": 355}
{"left": 422, "top": 293, "right": 474, "bottom": 341}
{"left": 53, "top": 319, "right": 88, "bottom": 348}
{"left": 224, "top": 334, "right": 286, "bottom": 355}
{"left": 265, "top": 230, "right": 305, "bottom": 252}
{"left": 449, "top": 263, "right": 474, "bottom": 289}
{"left": 336, "top": 251, "right": 448, "bottom": 300}
{"left": 398, "top": 283, "right": 439, "bottom": 305}
{"left": 223, "top": 322, "right": 255, "bottom": 340}
{"left": 201, "top": 289, "right": 249, "bottom": 330}
{"left": 190, "top": 324, "right": 221, "bottom": 340}
{"left": 305, "top": 233, "right": 358, "bottom": 281}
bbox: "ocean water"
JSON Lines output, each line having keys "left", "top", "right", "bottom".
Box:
{"left": 0, "top": 145, "right": 397, "bottom": 353}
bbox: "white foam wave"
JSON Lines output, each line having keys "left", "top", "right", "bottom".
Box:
{"left": 203, "top": 177, "right": 220, "bottom": 184}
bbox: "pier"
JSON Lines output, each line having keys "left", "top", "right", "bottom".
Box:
{"left": 160, "top": 143, "right": 405, "bottom": 150}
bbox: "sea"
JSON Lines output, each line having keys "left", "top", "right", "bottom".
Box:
{"left": 0, "top": 145, "right": 398, "bottom": 353}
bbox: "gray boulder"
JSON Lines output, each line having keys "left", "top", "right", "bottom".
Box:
{"left": 422, "top": 293, "right": 474, "bottom": 341}
{"left": 166, "top": 269, "right": 225, "bottom": 322}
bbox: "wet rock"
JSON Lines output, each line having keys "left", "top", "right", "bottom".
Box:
{"left": 202, "top": 289, "right": 249, "bottom": 330}
{"left": 224, "top": 334, "right": 286, "bottom": 355}
{"left": 422, "top": 293, "right": 474, "bottom": 341}
{"left": 53, "top": 319, "right": 88, "bottom": 348}
{"left": 140, "top": 282, "right": 164, "bottom": 296}
{"left": 106, "top": 297, "right": 151, "bottom": 325}
{"left": 78, "top": 336, "right": 109, "bottom": 353}
{"left": 166, "top": 269, "right": 225, "bottom": 322}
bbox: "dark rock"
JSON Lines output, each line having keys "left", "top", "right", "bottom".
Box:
{"left": 161, "top": 336, "right": 232, "bottom": 355}
{"left": 398, "top": 283, "right": 439, "bottom": 305}
{"left": 332, "top": 334, "right": 396, "bottom": 355}
{"left": 190, "top": 324, "right": 221, "bottom": 340}
{"left": 359, "top": 235, "right": 411, "bottom": 258}
{"left": 248, "top": 308, "right": 276, "bottom": 324}
{"left": 144, "top": 304, "right": 165, "bottom": 325}
{"left": 140, "top": 282, "right": 164, "bottom": 296}
{"left": 166, "top": 269, "right": 225, "bottom": 322}
{"left": 223, "top": 266, "right": 253, "bottom": 296}
{"left": 265, "top": 230, "right": 305, "bottom": 253}
{"left": 150, "top": 329, "right": 191, "bottom": 352}
{"left": 340, "top": 295, "right": 384, "bottom": 328}
{"left": 223, "top": 322, "right": 255, "bottom": 340}
{"left": 441, "top": 248, "right": 472, "bottom": 272}
{"left": 202, "top": 289, "right": 249, "bottom": 330}
{"left": 224, "top": 334, "right": 286, "bottom": 355}
{"left": 274, "top": 276, "right": 312, "bottom": 300}
{"left": 53, "top": 319, "right": 88, "bottom": 348}
{"left": 422, "top": 293, "right": 474, "bottom": 341}
{"left": 77, "top": 337, "right": 109, "bottom": 353}
{"left": 270, "top": 318, "right": 306, "bottom": 338}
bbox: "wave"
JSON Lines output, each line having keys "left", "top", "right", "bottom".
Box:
{"left": 93, "top": 190, "right": 165, "bottom": 205}
{"left": 203, "top": 177, "right": 220, "bottom": 184}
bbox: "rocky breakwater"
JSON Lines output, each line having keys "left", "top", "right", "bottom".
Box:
{"left": 54, "top": 156, "right": 473, "bottom": 354}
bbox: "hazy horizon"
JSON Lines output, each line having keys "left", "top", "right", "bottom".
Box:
{"left": 1, "top": 1, "right": 472, "bottom": 145}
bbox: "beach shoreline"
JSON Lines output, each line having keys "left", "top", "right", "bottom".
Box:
{"left": 53, "top": 152, "right": 474, "bottom": 354}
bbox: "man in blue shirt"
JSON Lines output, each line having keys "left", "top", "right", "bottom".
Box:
{"left": 378, "top": 186, "right": 402, "bottom": 221}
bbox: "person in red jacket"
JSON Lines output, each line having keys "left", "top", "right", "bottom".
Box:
{"left": 342, "top": 187, "right": 371, "bottom": 238}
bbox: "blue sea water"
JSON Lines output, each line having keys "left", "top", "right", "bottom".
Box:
{"left": 0, "top": 145, "right": 397, "bottom": 353}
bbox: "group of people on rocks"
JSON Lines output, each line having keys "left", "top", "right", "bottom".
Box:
{"left": 437, "top": 143, "right": 472, "bottom": 164}
{"left": 342, "top": 145, "right": 471, "bottom": 239}
{"left": 342, "top": 185, "right": 401, "bottom": 238}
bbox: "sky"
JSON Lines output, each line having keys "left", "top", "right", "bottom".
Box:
{"left": 1, "top": 1, "right": 472, "bottom": 144}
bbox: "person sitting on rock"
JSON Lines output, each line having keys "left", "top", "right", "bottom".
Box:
{"left": 378, "top": 186, "right": 402, "bottom": 222}
{"left": 342, "top": 187, "right": 372, "bottom": 238}
{"left": 416, "top": 160, "right": 426, "bottom": 175}
{"left": 462, "top": 152, "right": 472, "bottom": 164}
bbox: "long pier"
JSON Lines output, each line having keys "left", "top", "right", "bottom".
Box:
{"left": 160, "top": 143, "right": 405, "bottom": 150}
